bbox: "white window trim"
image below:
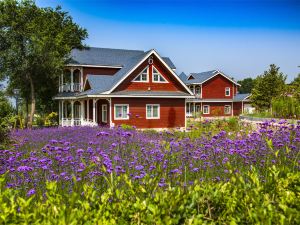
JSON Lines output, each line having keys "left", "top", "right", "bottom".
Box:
{"left": 224, "top": 105, "right": 232, "bottom": 115}
{"left": 146, "top": 104, "right": 160, "bottom": 119}
{"left": 203, "top": 105, "right": 210, "bottom": 114}
{"left": 102, "top": 104, "right": 108, "bottom": 123}
{"left": 195, "top": 86, "right": 201, "bottom": 95}
{"left": 132, "top": 66, "right": 149, "bottom": 83}
{"left": 152, "top": 66, "right": 168, "bottom": 83}
{"left": 225, "top": 87, "right": 231, "bottom": 96}
{"left": 114, "top": 104, "right": 129, "bottom": 120}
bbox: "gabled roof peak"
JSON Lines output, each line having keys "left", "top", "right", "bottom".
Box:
{"left": 181, "top": 70, "right": 241, "bottom": 86}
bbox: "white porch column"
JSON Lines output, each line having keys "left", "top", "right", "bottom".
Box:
{"left": 60, "top": 73, "right": 64, "bottom": 92}
{"left": 61, "top": 101, "right": 64, "bottom": 126}
{"left": 70, "top": 68, "right": 74, "bottom": 92}
{"left": 71, "top": 100, "right": 74, "bottom": 126}
{"left": 193, "top": 102, "right": 196, "bottom": 117}
{"left": 58, "top": 100, "right": 61, "bottom": 125}
{"left": 87, "top": 100, "right": 90, "bottom": 121}
{"left": 80, "top": 101, "right": 84, "bottom": 124}
{"left": 93, "top": 99, "right": 96, "bottom": 124}
{"left": 200, "top": 84, "right": 203, "bottom": 98}
{"left": 80, "top": 68, "right": 84, "bottom": 91}
{"left": 193, "top": 85, "right": 196, "bottom": 95}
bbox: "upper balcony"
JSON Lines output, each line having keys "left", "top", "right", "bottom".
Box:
{"left": 59, "top": 67, "right": 83, "bottom": 93}
{"left": 187, "top": 84, "right": 202, "bottom": 99}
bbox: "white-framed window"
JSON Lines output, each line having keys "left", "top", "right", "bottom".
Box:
{"left": 152, "top": 66, "right": 168, "bottom": 83}
{"left": 195, "top": 86, "right": 201, "bottom": 95}
{"left": 146, "top": 104, "right": 160, "bottom": 119}
{"left": 102, "top": 104, "right": 107, "bottom": 123}
{"left": 114, "top": 104, "right": 129, "bottom": 120}
{"left": 132, "top": 67, "right": 149, "bottom": 82}
{"left": 225, "top": 87, "right": 230, "bottom": 96}
{"left": 203, "top": 105, "right": 210, "bottom": 114}
{"left": 224, "top": 105, "right": 231, "bottom": 115}
{"left": 190, "top": 86, "right": 194, "bottom": 94}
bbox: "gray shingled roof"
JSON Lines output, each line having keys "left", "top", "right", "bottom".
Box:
{"left": 179, "top": 72, "right": 187, "bottom": 81}
{"left": 69, "top": 47, "right": 176, "bottom": 69}
{"left": 84, "top": 75, "right": 115, "bottom": 94}
{"left": 179, "top": 70, "right": 239, "bottom": 86}
{"left": 233, "top": 93, "right": 251, "bottom": 102}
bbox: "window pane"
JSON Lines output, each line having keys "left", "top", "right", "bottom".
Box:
{"left": 116, "top": 106, "right": 122, "bottom": 118}
{"left": 159, "top": 75, "right": 166, "bottom": 82}
{"left": 147, "top": 105, "right": 152, "bottom": 117}
{"left": 122, "top": 106, "right": 127, "bottom": 118}
{"left": 153, "top": 106, "right": 158, "bottom": 117}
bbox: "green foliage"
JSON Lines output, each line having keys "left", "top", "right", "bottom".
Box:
{"left": 121, "top": 124, "right": 135, "bottom": 130}
{"left": 44, "top": 112, "right": 58, "bottom": 127}
{"left": 0, "top": 90, "right": 14, "bottom": 146}
{"left": 251, "top": 64, "right": 286, "bottom": 111}
{"left": 0, "top": 167, "right": 299, "bottom": 224}
{"left": 0, "top": 0, "right": 88, "bottom": 126}
{"left": 238, "top": 77, "right": 255, "bottom": 94}
{"left": 291, "top": 74, "right": 300, "bottom": 102}
{"left": 272, "top": 97, "right": 300, "bottom": 119}
{"left": 185, "top": 118, "right": 251, "bottom": 139}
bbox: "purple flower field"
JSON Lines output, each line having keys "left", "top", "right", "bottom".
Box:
{"left": 1, "top": 120, "right": 300, "bottom": 196}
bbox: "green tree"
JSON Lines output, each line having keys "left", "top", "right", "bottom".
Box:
{"left": 250, "top": 64, "right": 286, "bottom": 111}
{"left": 0, "top": 0, "right": 88, "bottom": 127}
{"left": 237, "top": 77, "right": 255, "bottom": 94}
{"left": 291, "top": 74, "right": 300, "bottom": 101}
{"left": 0, "top": 89, "right": 14, "bottom": 145}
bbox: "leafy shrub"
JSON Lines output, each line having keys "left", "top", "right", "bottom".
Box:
{"left": 272, "top": 96, "right": 300, "bottom": 119}
{"left": 44, "top": 112, "right": 58, "bottom": 127}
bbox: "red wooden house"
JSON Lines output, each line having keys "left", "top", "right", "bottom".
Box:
{"left": 179, "top": 71, "right": 251, "bottom": 117}
{"left": 54, "top": 47, "right": 193, "bottom": 129}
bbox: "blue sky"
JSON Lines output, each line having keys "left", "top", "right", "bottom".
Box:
{"left": 35, "top": 0, "right": 300, "bottom": 82}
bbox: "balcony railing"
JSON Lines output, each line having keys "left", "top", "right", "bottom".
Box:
{"left": 61, "top": 118, "right": 98, "bottom": 127}
{"left": 59, "top": 83, "right": 82, "bottom": 92}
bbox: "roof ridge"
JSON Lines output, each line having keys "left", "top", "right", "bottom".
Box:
{"left": 82, "top": 46, "right": 145, "bottom": 52}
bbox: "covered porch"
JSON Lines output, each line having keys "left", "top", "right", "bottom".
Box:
{"left": 58, "top": 98, "right": 111, "bottom": 127}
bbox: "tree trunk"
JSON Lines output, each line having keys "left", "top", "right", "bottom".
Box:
{"left": 25, "top": 98, "right": 29, "bottom": 128}
{"left": 28, "top": 75, "right": 35, "bottom": 128}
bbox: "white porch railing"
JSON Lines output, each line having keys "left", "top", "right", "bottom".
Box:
{"left": 61, "top": 118, "right": 98, "bottom": 127}
{"left": 60, "top": 83, "right": 82, "bottom": 92}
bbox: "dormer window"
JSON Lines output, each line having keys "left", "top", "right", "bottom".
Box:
{"left": 132, "top": 67, "right": 149, "bottom": 82}
{"left": 225, "top": 87, "right": 230, "bottom": 96}
{"left": 152, "top": 66, "right": 167, "bottom": 83}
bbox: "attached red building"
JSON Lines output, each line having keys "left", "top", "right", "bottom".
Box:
{"left": 54, "top": 47, "right": 193, "bottom": 129}
{"left": 179, "top": 70, "right": 250, "bottom": 117}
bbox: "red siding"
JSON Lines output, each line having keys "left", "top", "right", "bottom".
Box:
{"left": 233, "top": 102, "right": 242, "bottom": 116}
{"left": 193, "top": 102, "right": 242, "bottom": 117}
{"left": 202, "top": 74, "right": 234, "bottom": 99}
{"left": 114, "top": 54, "right": 187, "bottom": 93}
{"left": 111, "top": 98, "right": 185, "bottom": 128}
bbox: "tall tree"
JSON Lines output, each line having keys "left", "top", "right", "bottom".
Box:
{"left": 250, "top": 64, "right": 286, "bottom": 111}
{"left": 237, "top": 77, "right": 255, "bottom": 94}
{"left": 0, "top": 0, "right": 88, "bottom": 127}
{"left": 291, "top": 74, "right": 300, "bottom": 101}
